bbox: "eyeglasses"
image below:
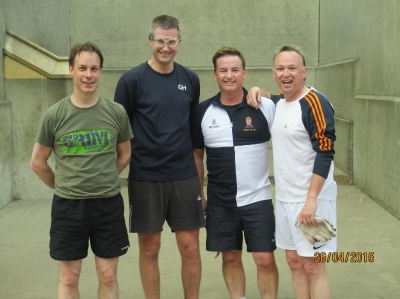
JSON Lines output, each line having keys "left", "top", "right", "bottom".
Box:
{"left": 150, "top": 36, "right": 181, "bottom": 48}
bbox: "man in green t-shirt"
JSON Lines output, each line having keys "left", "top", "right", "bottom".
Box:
{"left": 30, "top": 42, "right": 133, "bottom": 299}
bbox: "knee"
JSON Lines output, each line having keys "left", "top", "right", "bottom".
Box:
{"left": 222, "top": 251, "right": 241, "bottom": 265}
{"left": 177, "top": 231, "right": 200, "bottom": 260}
{"left": 286, "top": 252, "right": 303, "bottom": 271}
{"left": 253, "top": 252, "right": 277, "bottom": 270}
{"left": 60, "top": 272, "right": 80, "bottom": 289}
{"left": 142, "top": 246, "right": 160, "bottom": 261}
{"left": 180, "top": 242, "right": 200, "bottom": 260}
{"left": 98, "top": 269, "right": 117, "bottom": 287}
{"left": 140, "top": 240, "right": 161, "bottom": 261}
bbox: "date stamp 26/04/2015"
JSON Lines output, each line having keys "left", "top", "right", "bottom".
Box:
{"left": 314, "top": 252, "right": 374, "bottom": 263}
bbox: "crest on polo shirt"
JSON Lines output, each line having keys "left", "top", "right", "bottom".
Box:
{"left": 243, "top": 116, "right": 256, "bottom": 132}
{"left": 208, "top": 119, "right": 220, "bottom": 133}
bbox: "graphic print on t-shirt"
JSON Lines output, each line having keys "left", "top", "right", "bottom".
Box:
{"left": 60, "top": 129, "right": 111, "bottom": 154}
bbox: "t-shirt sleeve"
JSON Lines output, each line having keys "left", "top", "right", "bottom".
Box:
{"left": 34, "top": 111, "right": 55, "bottom": 148}
{"left": 189, "top": 71, "right": 200, "bottom": 120}
{"left": 301, "top": 93, "right": 336, "bottom": 178}
{"left": 190, "top": 104, "right": 205, "bottom": 149}
{"left": 117, "top": 106, "right": 134, "bottom": 143}
{"left": 114, "top": 75, "right": 136, "bottom": 124}
{"left": 259, "top": 97, "right": 276, "bottom": 131}
{"left": 270, "top": 93, "right": 284, "bottom": 105}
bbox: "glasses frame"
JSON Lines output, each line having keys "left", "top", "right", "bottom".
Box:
{"left": 149, "top": 36, "right": 181, "bottom": 48}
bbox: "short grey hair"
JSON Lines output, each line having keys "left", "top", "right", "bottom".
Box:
{"left": 149, "top": 15, "right": 182, "bottom": 39}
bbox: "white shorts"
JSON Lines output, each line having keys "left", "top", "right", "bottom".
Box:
{"left": 276, "top": 199, "right": 337, "bottom": 257}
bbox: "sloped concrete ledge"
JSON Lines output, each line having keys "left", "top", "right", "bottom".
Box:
{"left": 3, "top": 30, "right": 69, "bottom": 79}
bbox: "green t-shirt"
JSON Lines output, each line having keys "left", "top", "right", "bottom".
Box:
{"left": 35, "top": 96, "right": 133, "bottom": 199}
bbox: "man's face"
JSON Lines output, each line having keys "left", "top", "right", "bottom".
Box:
{"left": 273, "top": 51, "right": 306, "bottom": 101}
{"left": 69, "top": 51, "right": 101, "bottom": 96}
{"left": 149, "top": 27, "right": 181, "bottom": 66}
{"left": 214, "top": 55, "right": 248, "bottom": 94}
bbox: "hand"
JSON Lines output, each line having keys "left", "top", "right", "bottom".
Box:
{"left": 201, "top": 196, "right": 208, "bottom": 213}
{"left": 295, "top": 214, "right": 337, "bottom": 244}
{"left": 246, "top": 87, "right": 262, "bottom": 109}
{"left": 299, "top": 200, "right": 317, "bottom": 225}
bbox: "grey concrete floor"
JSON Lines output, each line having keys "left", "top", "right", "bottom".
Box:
{"left": 0, "top": 184, "right": 399, "bottom": 298}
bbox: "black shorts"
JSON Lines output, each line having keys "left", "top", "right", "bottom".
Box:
{"left": 206, "top": 200, "right": 276, "bottom": 252}
{"left": 50, "top": 193, "right": 129, "bottom": 261}
{"left": 128, "top": 176, "right": 205, "bottom": 233}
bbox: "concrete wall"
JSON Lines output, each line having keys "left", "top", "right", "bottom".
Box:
{"left": 1, "top": 0, "right": 70, "bottom": 205}
{"left": 319, "top": 0, "right": 400, "bottom": 96}
{"left": 0, "top": 0, "right": 5, "bottom": 97}
{"left": 70, "top": 0, "right": 320, "bottom": 70}
{"left": 0, "top": 1, "right": 9, "bottom": 208}
{"left": 1, "top": 0, "right": 399, "bottom": 218}
{"left": 318, "top": 0, "right": 400, "bottom": 218}
{"left": 6, "top": 78, "right": 71, "bottom": 200}
{"left": 4, "top": 0, "right": 70, "bottom": 56}
{"left": 70, "top": 0, "right": 320, "bottom": 101}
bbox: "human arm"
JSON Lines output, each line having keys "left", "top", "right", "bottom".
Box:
{"left": 116, "top": 140, "right": 131, "bottom": 174}
{"left": 246, "top": 87, "right": 271, "bottom": 109}
{"left": 298, "top": 173, "right": 326, "bottom": 225}
{"left": 114, "top": 75, "right": 135, "bottom": 123}
{"left": 299, "top": 91, "right": 336, "bottom": 225}
{"left": 193, "top": 148, "right": 207, "bottom": 212}
{"left": 29, "top": 142, "right": 55, "bottom": 188}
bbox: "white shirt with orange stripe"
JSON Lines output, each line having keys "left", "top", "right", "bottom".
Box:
{"left": 270, "top": 88, "right": 337, "bottom": 203}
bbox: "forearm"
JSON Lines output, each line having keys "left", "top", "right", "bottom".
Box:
{"left": 299, "top": 173, "right": 327, "bottom": 225}
{"left": 194, "top": 159, "right": 205, "bottom": 198}
{"left": 193, "top": 149, "right": 205, "bottom": 198}
{"left": 116, "top": 140, "right": 131, "bottom": 174}
{"left": 116, "top": 154, "right": 130, "bottom": 174}
{"left": 30, "top": 161, "right": 55, "bottom": 188}
{"left": 306, "top": 173, "right": 326, "bottom": 202}
{"left": 259, "top": 88, "right": 271, "bottom": 99}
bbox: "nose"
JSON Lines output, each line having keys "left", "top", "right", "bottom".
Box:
{"left": 283, "top": 68, "right": 290, "bottom": 76}
{"left": 161, "top": 42, "right": 169, "bottom": 50}
{"left": 85, "top": 69, "right": 92, "bottom": 77}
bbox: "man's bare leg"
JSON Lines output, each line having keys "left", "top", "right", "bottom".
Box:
{"left": 176, "top": 229, "right": 201, "bottom": 299}
{"left": 222, "top": 250, "right": 246, "bottom": 299}
{"left": 58, "top": 260, "right": 82, "bottom": 299}
{"left": 286, "top": 250, "right": 311, "bottom": 299}
{"left": 303, "top": 257, "right": 331, "bottom": 299}
{"left": 138, "top": 232, "right": 162, "bottom": 299}
{"left": 95, "top": 256, "right": 120, "bottom": 299}
{"left": 252, "top": 252, "right": 278, "bottom": 299}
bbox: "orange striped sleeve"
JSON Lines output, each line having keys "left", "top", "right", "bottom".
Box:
{"left": 304, "top": 91, "right": 332, "bottom": 151}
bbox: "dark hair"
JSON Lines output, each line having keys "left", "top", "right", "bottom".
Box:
{"left": 69, "top": 42, "right": 104, "bottom": 69}
{"left": 273, "top": 44, "right": 306, "bottom": 67}
{"left": 149, "top": 15, "right": 182, "bottom": 39}
{"left": 212, "top": 47, "right": 246, "bottom": 71}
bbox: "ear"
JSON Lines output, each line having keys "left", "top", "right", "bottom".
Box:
{"left": 69, "top": 65, "right": 73, "bottom": 76}
{"left": 213, "top": 71, "right": 218, "bottom": 82}
{"left": 302, "top": 67, "right": 307, "bottom": 80}
{"left": 243, "top": 68, "right": 248, "bottom": 80}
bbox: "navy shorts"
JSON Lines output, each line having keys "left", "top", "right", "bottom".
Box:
{"left": 206, "top": 200, "right": 276, "bottom": 252}
{"left": 50, "top": 193, "right": 129, "bottom": 261}
{"left": 128, "top": 176, "right": 205, "bottom": 233}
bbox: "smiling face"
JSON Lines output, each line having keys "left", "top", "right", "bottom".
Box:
{"left": 149, "top": 27, "right": 181, "bottom": 68}
{"left": 69, "top": 51, "right": 101, "bottom": 97}
{"left": 273, "top": 50, "right": 306, "bottom": 102}
{"left": 214, "top": 55, "right": 248, "bottom": 95}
